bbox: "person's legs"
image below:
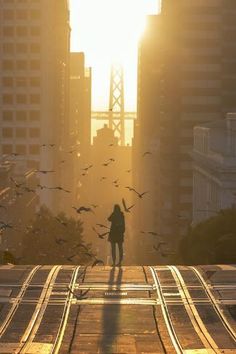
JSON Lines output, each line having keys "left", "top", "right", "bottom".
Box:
{"left": 117, "top": 242, "right": 123, "bottom": 265}
{"left": 111, "top": 242, "right": 116, "bottom": 266}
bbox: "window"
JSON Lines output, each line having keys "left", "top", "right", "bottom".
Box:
{"left": 29, "top": 128, "right": 40, "bottom": 138}
{"left": 16, "top": 128, "right": 26, "bottom": 138}
{"left": 3, "top": 27, "right": 14, "bottom": 36}
{"left": 16, "top": 77, "right": 27, "bottom": 87}
{"left": 17, "top": 60, "right": 27, "bottom": 70}
{"left": 30, "top": 43, "right": 40, "bottom": 53}
{"left": 2, "top": 145, "right": 13, "bottom": 154}
{"left": 16, "top": 94, "right": 27, "bottom": 104}
{"left": 2, "top": 43, "right": 14, "bottom": 54}
{"left": 2, "top": 111, "right": 13, "bottom": 121}
{"left": 2, "top": 128, "right": 13, "bottom": 138}
{"left": 2, "top": 77, "right": 13, "bottom": 87}
{"left": 30, "top": 10, "right": 41, "bottom": 19}
{"left": 2, "top": 94, "right": 13, "bottom": 104}
{"left": 16, "top": 111, "right": 27, "bottom": 121}
{"left": 16, "top": 43, "right": 28, "bottom": 53}
{"left": 3, "top": 10, "right": 14, "bottom": 20}
{"left": 29, "top": 145, "right": 40, "bottom": 155}
{"left": 2, "top": 60, "right": 14, "bottom": 70}
{"left": 16, "top": 26, "right": 28, "bottom": 36}
{"left": 30, "top": 111, "right": 40, "bottom": 121}
{"left": 30, "top": 77, "right": 40, "bottom": 87}
{"left": 16, "top": 10, "right": 28, "bottom": 20}
{"left": 15, "top": 145, "right": 26, "bottom": 154}
{"left": 30, "top": 60, "right": 40, "bottom": 70}
{"left": 30, "top": 27, "right": 40, "bottom": 36}
{"left": 30, "top": 94, "right": 40, "bottom": 104}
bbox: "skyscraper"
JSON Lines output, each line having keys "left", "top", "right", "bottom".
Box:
{"left": 134, "top": 0, "right": 236, "bottom": 260}
{"left": 0, "top": 0, "right": 70, "bottom": 211}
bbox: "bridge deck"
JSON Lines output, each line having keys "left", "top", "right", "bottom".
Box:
{"left": 0, "top": 265, "right": 235, "bottom": 353}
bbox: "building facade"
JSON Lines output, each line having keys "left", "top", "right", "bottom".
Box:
{"left": 133, "top": 1, "right": 236, "bottom": 261}
{"left": 193, "top": 113, "right": 236, "bottom": 225}
{"left": 0, "top": 0, "right": 70, "bottom": 211}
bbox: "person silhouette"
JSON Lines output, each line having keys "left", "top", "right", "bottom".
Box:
{"left": 107, "top": 204, "right": 125, "bottom": 266}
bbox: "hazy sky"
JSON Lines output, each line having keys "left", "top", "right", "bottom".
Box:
{"left": 70, "top": 0, "right": 159, "bottom": 111}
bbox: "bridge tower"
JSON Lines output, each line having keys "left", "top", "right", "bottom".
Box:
{"left": 108, "top": 64, "right": 125, "bottom": 146}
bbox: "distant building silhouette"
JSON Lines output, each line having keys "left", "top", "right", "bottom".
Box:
{"left": 134, "top": 2, "right": 236, "bottom": 260}
{"left": 68, "top": 53, "right": 92, "bottom": 211}
{"left": 193, "top": 113, "right": 236, "bottom": 224}
{"left": 0, "top": 0, "right": 70, "bottom": 212}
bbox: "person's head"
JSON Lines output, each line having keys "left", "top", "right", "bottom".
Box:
{"left": 113, "top": 204, "right": 121, "bottom": 213}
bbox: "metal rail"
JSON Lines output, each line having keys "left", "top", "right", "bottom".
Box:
{"left": 16, "top": 265, "right": 61, "bottom": 354}
{"left": 51, "top": 266, "right": 81, "bottom": 354}
{"left": 169, "top": 266, "right": 221, "bottom": 354}
{"left": 0, "top": 265, "right": 41, "bottom": 338}
{"left": 191, "top": 266, "right": 236, "bottom": 343}
{"left": 149, "top": 266, "right": 183, "bottom": 354}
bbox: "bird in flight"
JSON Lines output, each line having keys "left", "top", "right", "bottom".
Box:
{"left": 81, "top": 165, "right": 93, "bottom": 172}
{"left": 142, "top": 151, "right": 152, "bottom": 157}
{"left": 125, "top": 186, "right": 149, "bottom": 199}
{"left": 35, "top": 170, "right": 55, "bottom": 174}
{"left": 50, "top": 186, "right": 71, "bottom": 193}
{"left": 96, "top": 223, "right": 110, "bottom": 229}
{"left": 92, "top": 258, "right": 105, "bottom": 267}
{"left": 67, "top": 286, "right": 90, "bottom": 300}
{"left": 72, "top": 206, "right": 94, "bottom": 214}
{"left": 153, "top": 242, "right": 166, "bottom": 252}
{"left": 122, "top": 198, "right": 135, "bottom": 213}
{"left": 92, "top": 227, "right": 109, "bottom": 239}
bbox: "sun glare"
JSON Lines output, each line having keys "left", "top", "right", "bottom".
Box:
{"left": 70, "top": 0, "right": 158, "bottom": 113}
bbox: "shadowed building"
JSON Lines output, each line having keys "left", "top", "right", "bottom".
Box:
{"left": 193, "top": 112, "right": 236, "bottom": 225}
{"left": 66, "top": 52, "right": 92, "bottom": 212}
{"left": 134, "top": 1, "right": 236, "bottom": 262}
{"left": 0, "top": 0, "right": 70, "bottom": 212}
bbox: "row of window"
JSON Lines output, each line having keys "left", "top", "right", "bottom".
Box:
{"left": 2, "top": 60, "right": 41, "bottom": 70}
{"left": 2, "top": 110, "right": 40, "bottom": 121}
{"left": 2, "top": 144, "right": 40, "bottom": 155}
{"left": 2, "top": 94, "right": 41, "bottom": 104}
{"left": 2, "top": 43, "right": 41, "bottom": 54}
{"left": 2, "top": 77, "right": 40, "bottom": 87}
{"left": 2, "top": 26, "right": 40, "bottom": 36}
{"left": 2, "top": 127, "right": 40, "bottom": 138}
{"left": 2, "top": 9, "right": 41, "bottom": 20}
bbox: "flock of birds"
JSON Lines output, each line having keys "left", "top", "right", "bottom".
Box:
{"left": 0, "top": 143, "right": 175, "bottom": 265}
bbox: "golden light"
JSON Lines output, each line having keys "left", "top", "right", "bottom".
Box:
{"left": 70, "top": 0, "right": 158, "bottom": 109}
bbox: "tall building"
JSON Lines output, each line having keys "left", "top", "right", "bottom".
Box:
{"left": 193, "top": 113, "right": 236, "bottom": 225}
{"left": 0, "top": 0, "right": 70, "bottom": 211}
{"left": 68, "top": 52, "right": 92, "bottom": 210}
{"left": 134, "top": 1, "right": 236, "bottom": 261}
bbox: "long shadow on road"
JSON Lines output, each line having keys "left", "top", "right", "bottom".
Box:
{"left": 99, "top": 266, "right": 123, "bottom": 353}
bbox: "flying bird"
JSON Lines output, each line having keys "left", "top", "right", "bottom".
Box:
{"left": 122, "top": 198, "right": 135, "bottom": 213}
{"left": 36, "top": 170, "right": 55, "bottom": 174}
{"left": 67, "top": 254, "right": 77, "bottom": 262}
{"left": 81, "top": 165, "right": 93, "bottom": 171}
{"left": 153, "top": 242, "right": 167, "bottom": 252}
{"left": 92, "top": 227, "right": 109, "bottom": 239}
{"left": 67, "top": 286, "right": 90, "bottom": 300}
{"left": 142, "top": 151, "right": 152, "bottom": 157}
{"left": 72, "top": 206, "right": 94, "bottom": 214}
{"left": 50, "top": 186, "right": 71, "bottom": 193}
{"left": 92, "top": 259, "right": 104, "bottom": 267}
{"left": 96, "top": 223, "right": 110, "bottom": 229}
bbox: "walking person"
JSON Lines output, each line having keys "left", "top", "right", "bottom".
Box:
{"left": 108, "top": 204, "right": 125, "bottom": 267}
